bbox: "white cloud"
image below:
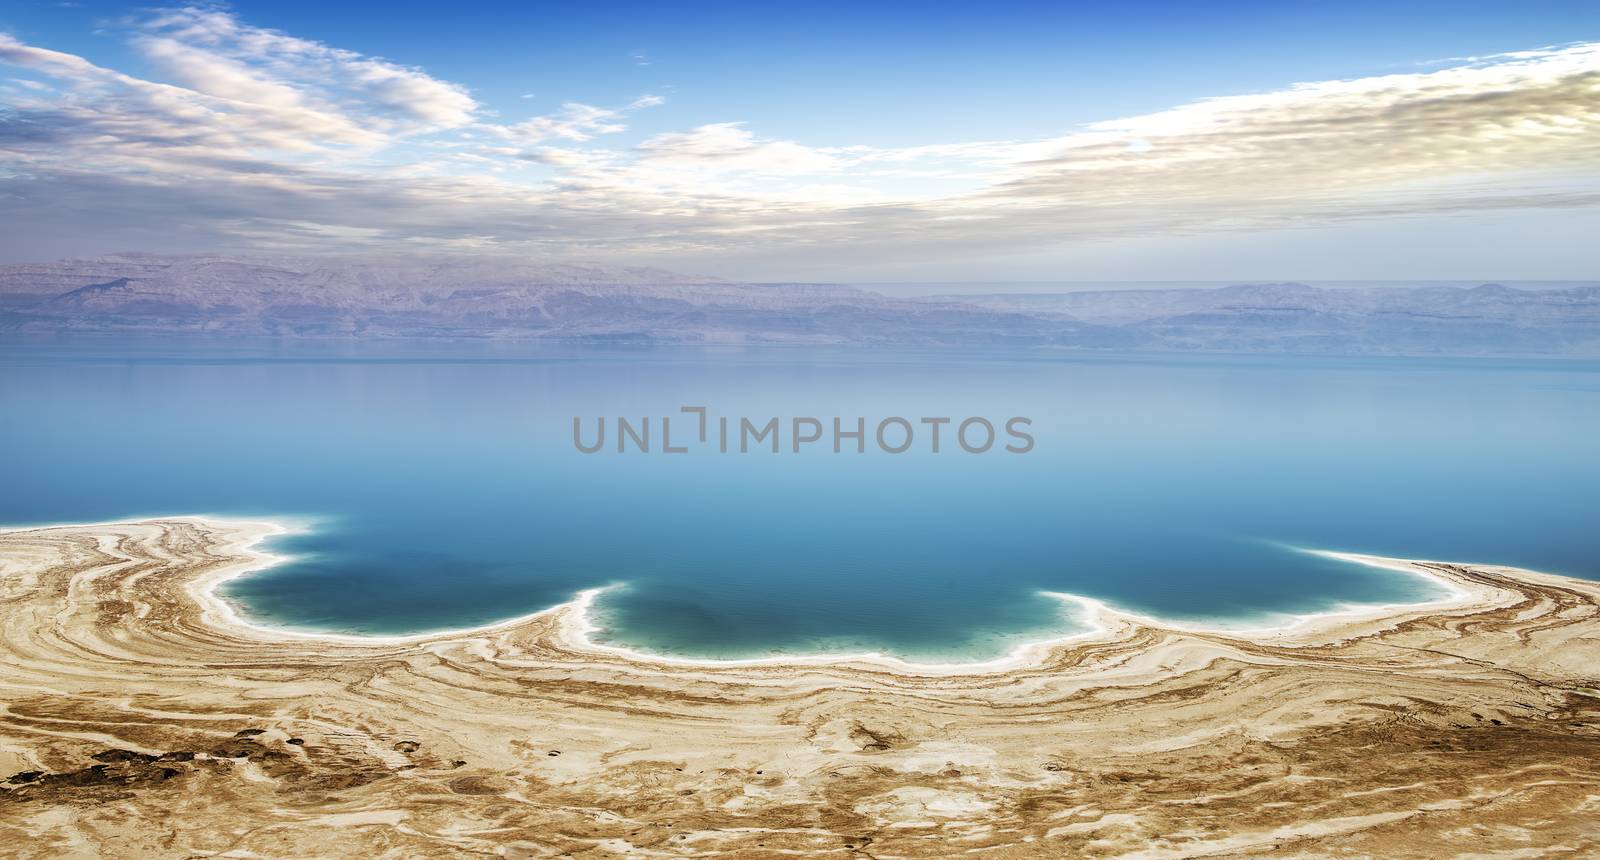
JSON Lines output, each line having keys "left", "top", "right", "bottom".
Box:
{"left": 136, "top": 35, "right": 306, "bottom": 108}
{"left": 481, "top": 94, "right": 663, "bottom": 147}
{"left": 134, "top": 6, "right": 477, "bottom": 131}
{"left": 0, "top": 30, "right": 386, "bottom": 151}
{"left": 3, "top": 9, "right": 1599, "bottom": 275}
{"left": 637, "top": 123, "right": 841, "bottom": 174}
{"left": 504, "top": 102, "right": 626, "bottom": 142}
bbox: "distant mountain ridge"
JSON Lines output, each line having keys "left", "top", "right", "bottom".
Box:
{"left": 2, "top": 255, "right": 1597, "bottom": 356}
{"left": 928, "top": 282, "right": 1600, "bottom": 325}
{"left": 925, "top": 282, "right": 1600, "bottom": 355}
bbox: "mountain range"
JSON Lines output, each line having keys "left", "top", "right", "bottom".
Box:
{"left": 2, "top": 254, "right": 1596, "bottom": 356}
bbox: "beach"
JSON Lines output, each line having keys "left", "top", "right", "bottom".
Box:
{"left": 1, "top": 517, "right": 1597, "bottom": 858}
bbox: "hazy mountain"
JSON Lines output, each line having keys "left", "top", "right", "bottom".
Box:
{"left": 2, "top": 255, "right": 1596, "bottom": 355}
{"left": 0, "top": 254, "right": 1134, "bottom": 346}
{"left": 928, "top": 283, "right": 1600, "bottom": 355}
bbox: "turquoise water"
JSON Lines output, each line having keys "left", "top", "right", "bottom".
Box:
{"left": 3, "top": 336, "right": 1597, "bottom": 661}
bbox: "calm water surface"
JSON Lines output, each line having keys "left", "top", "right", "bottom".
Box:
{"left": 3, "top": 336, "right": 1597, "bottom": 660}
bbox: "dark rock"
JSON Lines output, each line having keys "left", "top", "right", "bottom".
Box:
{"left": 91, "top": 749, "right": 157, "bottom": 764}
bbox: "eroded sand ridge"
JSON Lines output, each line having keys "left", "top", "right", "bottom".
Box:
{"left": 1, "top": 518, "right": 1598, "bottom": 858}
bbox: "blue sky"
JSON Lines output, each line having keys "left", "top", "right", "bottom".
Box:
{"left": 2, "top": 1, "right": 1598, "bottom": 279}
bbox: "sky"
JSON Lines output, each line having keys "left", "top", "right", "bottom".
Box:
{"left": 1, "top": 1, "right": 1598, "bottom": 281}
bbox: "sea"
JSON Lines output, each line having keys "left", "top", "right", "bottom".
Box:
{"left": 3, "top": 334, "right": 1596, "bottom": 661}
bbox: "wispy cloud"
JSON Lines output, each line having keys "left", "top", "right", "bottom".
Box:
{"left": 2, "top": 6, "right": 1599, "bottom": 273}
{"left": 488, "top": 99, "right": 645, "bottom": 145}
{"left": 133, "top": 6, "right": 477, "bottom": 130}
{"left": 637, "top": 123, "right": 842, "bottom": 173}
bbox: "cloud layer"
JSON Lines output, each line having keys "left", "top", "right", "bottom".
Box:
{"left": 3, "top": 7, "right": 1598, "bottom": 276}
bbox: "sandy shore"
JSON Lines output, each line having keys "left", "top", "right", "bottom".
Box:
{"left": 1, "top": 517, "right": 1598, "bottom": 858}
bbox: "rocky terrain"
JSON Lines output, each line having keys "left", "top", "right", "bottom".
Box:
{"left": 1, "top": 254, "right": 1597, "bottom": 354}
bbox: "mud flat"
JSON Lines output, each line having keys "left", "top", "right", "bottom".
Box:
{"left": 1, "top": 517, "right": 1598, "bottom": 858}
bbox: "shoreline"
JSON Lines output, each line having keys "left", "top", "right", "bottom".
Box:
{"left": 4, "top": 514, "right": 1507, "bottom": 674}
{"left": 2, "top": 514, "right": 1597, "bottom": 857}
